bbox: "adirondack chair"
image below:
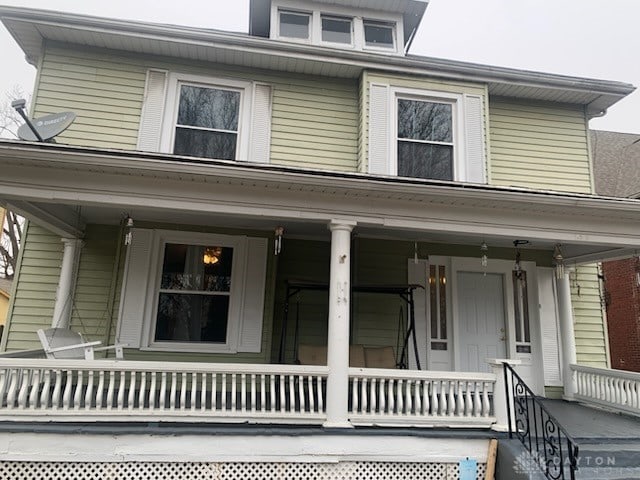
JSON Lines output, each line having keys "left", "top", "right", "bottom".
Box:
{"left": 37, "top": 327, "right": 125, "bottom": 360}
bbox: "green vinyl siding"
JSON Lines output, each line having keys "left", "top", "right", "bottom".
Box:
{"left": 3, "top": 224, "right": 62, "bottom": 351}
{"left": 359, "top": 71, "right": 488, "bottom": 174}
{"left": 489, "top": 98, "right": 592, "bottom": 193}
{"left": 3, "top": 221, "right": 276, "bottom": 364}
{"left": 34, "top": 42, "right": 358, "bottom": 171}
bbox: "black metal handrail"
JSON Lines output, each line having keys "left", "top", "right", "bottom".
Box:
{"left": 504, "top": 362, "right": 579, "bottom": 480}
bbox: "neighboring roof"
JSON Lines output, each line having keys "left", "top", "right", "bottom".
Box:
{"left": 249, "top": 0, "right": 428, "bottom": 44}
{"left": 0, "top": 6, "right": 634, "bottom": 115}
{"left": 592, "top": 130, "right": 640, "bottom": 198}
{"left": 0, "top": 278, "right": 12, "bottom": 298}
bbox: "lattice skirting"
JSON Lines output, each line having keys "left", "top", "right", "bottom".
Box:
{"left": 0, "top": 461, "right": 488, "bottom": 479}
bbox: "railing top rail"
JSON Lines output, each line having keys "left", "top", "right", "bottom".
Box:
{"left": 504, "top": 362, "right": 578, "bottom": 446}
{"left": 348, "top": 367, "right": 496, "bottom": 382}
{"left": 0, "top": 358, "right": 329, "bottom": 375}
{"left": 571, "top": 363, "right": 640, "bottom": 382}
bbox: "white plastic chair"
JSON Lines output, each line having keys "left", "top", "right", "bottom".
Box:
{"left": 37, "top": 327, "right": 126, "bottom": 360}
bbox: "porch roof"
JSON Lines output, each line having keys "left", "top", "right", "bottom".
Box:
{"left": 1, "top": 139, "right": 640, "bottom": 263}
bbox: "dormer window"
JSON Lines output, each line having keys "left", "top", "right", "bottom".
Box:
{"left": 364, "top": 20, "right": 395, "bottom": 49}
{"left": 321, "top": 15, "right": 352, "bottom": 45}
{"left": 279, "top": 10, "right": 311, "bottom": 40}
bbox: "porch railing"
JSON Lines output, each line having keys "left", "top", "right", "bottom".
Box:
{"left": 0, "top": 358, "right": 328, "bottom": 423}
{"left": 572, "top": 364, "right": 640, "bottom": 417}
{"left": 349, "top": 368, "right": 496, "bottom": 427}
{"left": 504, "top": 362, "right": 578, "bottom": 480}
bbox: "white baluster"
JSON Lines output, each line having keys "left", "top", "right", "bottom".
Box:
{"left": 482, "top": 382, "right": 491, "bottom": 417}
{"left": 396, "top": 379, "right": 404, "bottom": 415}
{"left": 29, "top": 369, "right": 41, "bottom": 409}
{"left": 251, "top": 374, "right": 257, "bottom": 414}
{"left": 231, "top": 373, "right": 237, "bottom": 412}
{"left": 260, "top": 374, "right": 266, "bottom": 413}
{"left": 200, "top": 373, "right": 207, "bottom": 412}
{"left": 139, "top": 372, "right": 147, "bottom": 411}
{"left": 379, "top": 378, "right": 386, "bottom": 414}
{"left": 465, "top": 381, "right": 472, "bottom": 416}
{"left": 439, "top": 380, "right": 447, "bottom": 416}
{"left": 191, "top": 373, "right": 197, "bottom": 412}
{"left": 371, "top": 378, "right": 378, "bottom": 414}
{"left": 52, "top": 370, "right": 63, "bottom": 410}
{"left": 128, "top": 371, "right": 136, "bottom": 410}
{"left": 117, "top": 371, "right": 126, "bottom": 410}
{"left": 352, "top": 376, "right": 359, "bottom": 413}
{"left": 279, "top": 375, "right": 285, "bottom": 412}
{"left": 221, "top": 373, "right": 227, "bottom": 411}
{"left": 0, "top": 369, "right": 7, "bottom": 400}
{"left": 106, "top": 371, "right": 116, "bottom": 410}
{"left": 413, "top": 380, "right": 421, "bottom": 416}
{"left": 317, "top": 375, "right": 324, "bottom": 413}
{"left": 473, "top": 382, "right": 481, "bottom": 417}
{"left": 85, "top": 370, "right": 94, "bottom": 410}
{"left": 17, "top": 369, "right": 30, "bottom": 409}
{"left": 447, "top": 380, "right": 455, "bottom": 416}
{"left": 389, "top": 379, "right": 395, "bottom": 414}
{"left": 241, "top": 373, "right": 247, "bottom": 413}
{"left": 288, "top": 374, "right": 295, "bottom": 413}
{"left": 41, "top": 370, "right": 52, "bottom": 409}
{"left": 212, "top": 373, "right": 217, "bottom": 411}
{"left": 74, "top": 370, "right": 84, "bottom": 410}
{"left": 169, "top": 372, "right": 177, "bottom": 410}
{"left": 297, "top": 373, "right": 305, "bottom": 413}
{"left": 431, "top": 381, "right": 438, "bottom": 416}
{"left": 404, "top": 379, "right": 411, "bottom": 416}
{"left": 308, "top": 375, "right": 315, "bottom": 413}
{"left": 62, "top": 370, "right": 73, "bottom": 410}
{"left": 456, "top": 381, "right": 464, "bottom": 416}
{"left": 423, "top": 380, "right": 430, "bottom": 416}
{"left": 270, "top": 375, "right": 276, "bottom": 413}
{"left": 6, "top": 369, "right": 19, "bottom": 409}
{"left": 159, "top": 372, "right": 167, "bottom": 409}
{"left": 180, "top": 372, "right": 187, "bottom": 411}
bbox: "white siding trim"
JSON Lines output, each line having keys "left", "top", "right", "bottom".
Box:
{"left": 136, "top": 69, "right": 168, "bottom": 152}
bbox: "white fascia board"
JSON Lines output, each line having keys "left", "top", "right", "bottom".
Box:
{"left": 0, "top": 7, "right": 634, "bottom": 103}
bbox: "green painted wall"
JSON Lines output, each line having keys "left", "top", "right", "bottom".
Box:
{"left": 571, "top": 265, "right": 608, "bottom": 367}
{"left": 35, "top": 42, "right": 359, "bottom": 171}
{"left": 488, "top": 98, "right": 592, "bottom": 193}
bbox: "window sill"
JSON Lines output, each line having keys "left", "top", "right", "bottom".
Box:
{"left": 142, "top": 342, "right": 238, "bottom": 354}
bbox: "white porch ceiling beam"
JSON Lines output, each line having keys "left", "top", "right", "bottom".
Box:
{"left": 7, "top": 201, "right": 85, "bottom": 238}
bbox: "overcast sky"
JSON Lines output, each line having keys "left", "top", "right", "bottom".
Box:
{"left": 0, "top": 0, "right": 638, "bottom": 133}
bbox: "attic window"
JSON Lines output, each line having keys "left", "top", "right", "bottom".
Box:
{"left": 364, "top": 20, "right": 395, "bottom": 49}
{"left": 321, "top": 15, "right": 352, "bottom": 44}
{"left": 279, "top": 11, "right": 310, "bottom": 39}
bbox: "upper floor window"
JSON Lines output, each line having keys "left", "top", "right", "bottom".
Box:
{"left": 321, "top": 15, "right": 352, "bottom": 44}
{"left": 364, "top": 20, "right": 395, "bottom": 49}
{"left": 173, "top": 85, "right": 241, "bottom": 161}
{"left": 280, "top": 10, "right": 310, "bottom": 39}
{"left": 397, "top": 98, "right": 454, "bottom": 181}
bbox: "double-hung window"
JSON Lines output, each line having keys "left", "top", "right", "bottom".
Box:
{"left": 279, "top": 10, "right": 311, "bottom": 40}
{"left": 173, "top": 84, "right": 241, "bottom": 161}
{"left": 321, "top": 15, "right": 352, "bottom": 45}
{"left": 396, "top": 97, "right": 455, "bottom": 181}
{"left": 363, "top": 20, "right": 395, "bottom": 49}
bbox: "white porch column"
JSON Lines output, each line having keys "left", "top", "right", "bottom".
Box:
{"left": 487, "top": 358, "right": 521, "bottom": 432}
{"left": 323, "top": 220, "right": 355, "bottom": 428}
{"left": 556, "top": 272, "right": 578, "bottom": 400}
{"left": 52, "top": 238, "right": 83, "bottom": 329}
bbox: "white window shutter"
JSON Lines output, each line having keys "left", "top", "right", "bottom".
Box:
{"left": 537, "top": 267, "right": 562, "bottom": 386}
{"left": 368, "top": 83, "right": 391, "bottom": 175}
{"left": 137, "top": 70, "right": 168, "bottom": 152}
{"left": 116, "top": 229, "right": 154, "bottom": 348}
{"left": 237, "top": 237, "right": 268, "bottom": 353}
{"left": 463, "top": 94, "right": 486, "bottom": 183}
{"left": 248, "top": 84, "right": 272, "bottom": 163}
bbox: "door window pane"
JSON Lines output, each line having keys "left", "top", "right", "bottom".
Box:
{"left": 364, "top": 21, "right": 394, "bottom": 48}
{"left": 321, "top": 16, "right": 352, "bottom": 44}
{"left": 280, "top": 11, "right": 310, "bottom": 39}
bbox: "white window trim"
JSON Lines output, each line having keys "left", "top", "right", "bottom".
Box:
{"left": 141, "top": 230, "right": 249, "bottom": 354}
{"left": 362, "top": 19, "right": 397, "bottom": 52}
{"left": 275, "top": 8, "right": 313, "bottom": 43}
{"left": 271, "top": 0, "right": 403, "bottom": 53}
{"left": 160, "top": 72, "right": 253, "bottom": 162}
{"left": 390, "top": 87, "right": 466, "bottom": 181}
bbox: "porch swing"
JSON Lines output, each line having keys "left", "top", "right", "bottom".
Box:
{"left": 278, "top": 281, "right": 423, "bottom": 369}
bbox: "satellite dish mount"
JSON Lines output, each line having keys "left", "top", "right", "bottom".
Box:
{"left": 12, "top": 99, "right": 76, "bottom": 142}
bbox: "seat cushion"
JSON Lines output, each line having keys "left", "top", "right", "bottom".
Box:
{"left": 297, "top": 344, "right": 327, "bottom": 365}
{"left": 364, "top": 346, "right": 396, "bottom": 369}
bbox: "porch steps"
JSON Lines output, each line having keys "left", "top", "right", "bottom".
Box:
{"left": 573, "top": 441, "right": 640, "bottom": 479}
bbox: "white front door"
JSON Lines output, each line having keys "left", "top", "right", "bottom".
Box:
{"left": 457, "top": 271, "right": 507, "bottom": 374}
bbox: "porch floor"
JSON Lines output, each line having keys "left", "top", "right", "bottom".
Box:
{"left": 541, "top": 398, "right": 640, "bottom": 441}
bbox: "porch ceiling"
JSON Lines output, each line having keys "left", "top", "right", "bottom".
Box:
{"left": 1, "top": 140, "right": 640, "bottom": 263}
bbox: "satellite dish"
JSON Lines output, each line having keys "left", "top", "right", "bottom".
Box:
{"left": 17, "top": 111, "right": 76, "bottom": 142}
